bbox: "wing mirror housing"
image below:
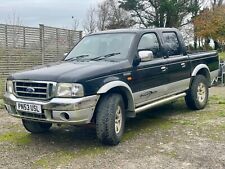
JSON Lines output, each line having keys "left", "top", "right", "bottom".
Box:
{"left": 138, "top": 50, "right": 154, "bottom": 62}
{"left": 133, "top": 50, "right": 154, "bottom": 67}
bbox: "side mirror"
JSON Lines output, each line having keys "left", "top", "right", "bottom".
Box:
{"left": 64, "top": 53, "right": 68, "bottom": 57}
{"left": 138, "top": 50, "right": 154, "bottom": 62}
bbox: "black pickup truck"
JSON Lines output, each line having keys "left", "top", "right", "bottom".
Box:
{"left": 4, "top": 28, "right": 219, "bottom": 145}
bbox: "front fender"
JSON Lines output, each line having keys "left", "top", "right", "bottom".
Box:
{"left": 97, "top": 81, "right": 135, "bottom": 113}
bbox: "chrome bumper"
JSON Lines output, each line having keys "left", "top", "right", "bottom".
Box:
{"left": 3, "top": 93, "right": 100, "bottom": 124}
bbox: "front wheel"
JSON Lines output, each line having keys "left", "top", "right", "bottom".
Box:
{"left": 22, "top": 119, "right": 52, "bottom": 133}
{"left": 185, "top": 75, "right": 209, "bottom": 110}
{"left": 96, "top": 93, "right": 125, "bottom": 146}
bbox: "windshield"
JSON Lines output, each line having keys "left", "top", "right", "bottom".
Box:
{"left": 64, "top": 33, "right": 135, "bottom": 62}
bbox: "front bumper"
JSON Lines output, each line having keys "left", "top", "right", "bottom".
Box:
{"left": 3, "top": 93, "right": 100, "bottom": 124}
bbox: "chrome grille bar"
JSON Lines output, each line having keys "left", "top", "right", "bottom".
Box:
{"left": 16, "top": 86, "right": 47, "bottom": 89}
{"left": 13, "top": 81, "right": 56, "bottom": 100}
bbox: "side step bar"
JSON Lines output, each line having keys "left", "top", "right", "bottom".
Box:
{"left": 135, "top": 93, "right": 186, "bottom": 113}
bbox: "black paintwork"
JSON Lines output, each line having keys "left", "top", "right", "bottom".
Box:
{"left": 8, "top": 28, "right": 219, "bottom": 97}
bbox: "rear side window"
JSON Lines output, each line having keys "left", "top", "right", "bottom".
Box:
{"left": 138, "top": 33, "right": 160, "bottom": 58}
{"left": 163, "top": 32, "right": 181, "bottom": 56}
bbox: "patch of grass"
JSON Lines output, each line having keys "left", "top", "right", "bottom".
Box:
{"left": 123, "top": 117, "right": 174, "bottom": 142}
{"left": 209, "top": 95, "right": 225, "bottom": 105}
{"left": 0, "top": 87, "right": 3, "bottom": 99}
{"left": 0, "top": 80, "right": 5, "bottom": 100}
{"left": 218, "top": 111, "right": 225, "bottom": 117}
{"left": 163, "top": 150, "right": 178, "bottom": 158}
{"left": 122, "top": 100, "right": 195, "bottom": 142}
{"left": 203, "top": 124, "right": 225, "bottom": 141}
{"left": 0, "top": 131, "right": 32, "bottom": 145}
{"left": 193, "top": 109, "right": 224, "bottom": 125}
{"left": 219, "top": 52, "right": 225, "bottom": 61}
{"left": 191, "top": 105, "right": 225, "bottom": 141}
{"left": 172, "top": 119, "right": 195, "bottom": 126}
{"left": 218, "top": 100, "right": 225, "bottom": 104}
{"left": 0, "top": 99, "right": 4, "bottom": 109}
{"left": 33, "top": 146, "right": 107, "bottom": 169}
{"left": 210, "top": 95, "right": 221, "bottom": 101}
{"left": 34, "top": 151, "right": 74, "bottom": 169}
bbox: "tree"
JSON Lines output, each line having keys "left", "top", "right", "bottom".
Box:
{"left": 72, "top": 16, "right": 79, "bottom": 31}
{"left": 97, "top": 1, "right": 110, "bottom": 31}
{"left": 190, "top": 0, "right": 203, "bottom": 49}
{"left": 83, "top": 6, "right": 97, "bottom": 34}
{"left": 193, "top": 6, "right": 225, "bottom": 49}
{"left": 97, "top": 0, "right": 135, "bottom": 30}
{"left": 211, "top": 0, "right": 224, "bottom": 9}
{"left": 106, "top": 0, "right": 135, "bottom": 29}
{"left": 119, "top": 0, "right": 201, "bottom": 28}
{"left": 5, "top": 13, "right": 23, "bottom": 48}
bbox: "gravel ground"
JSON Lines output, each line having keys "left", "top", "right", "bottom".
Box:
{"left": 0, "top": 87, "right": 225, "bottom": 169}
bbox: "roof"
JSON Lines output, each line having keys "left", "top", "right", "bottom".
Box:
{"left": 89, "top": 28, "right": 179, "bottom": 36}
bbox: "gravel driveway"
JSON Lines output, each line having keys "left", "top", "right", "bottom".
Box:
{"left": 1, "top": 87, "right": 225, "bottom": 169}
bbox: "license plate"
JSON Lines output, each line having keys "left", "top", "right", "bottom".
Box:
{"left": 16, "top": 102, "right": 42, "bottom": 114}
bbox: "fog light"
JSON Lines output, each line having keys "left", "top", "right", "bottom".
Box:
{"left": 60, "top": 112, "right": 70, "bottom": 120}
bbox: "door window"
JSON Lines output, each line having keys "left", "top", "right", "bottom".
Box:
{"left": 138, "top": 33, "right": 160, "bottom": 58}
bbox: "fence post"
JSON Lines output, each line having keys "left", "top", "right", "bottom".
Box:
{"left": 5, "top": 25, "right": 8, "bottom": 48}
{"left": 79, "top": 31, "right": 82, "bottom": 41}
{"left": 23, "top": 27, "right": 26, "bottom": 48}
{"left": 39, "top": 24, "right": 45, "bottom": 64}
{"left": 5, "top": 25, "right": 9, "bottom": 74}
{"left": 56, "top": 28, "right": 59, "bottom": 60}
{"left": 68, "top": 30, "right": 71, "bottom": 50}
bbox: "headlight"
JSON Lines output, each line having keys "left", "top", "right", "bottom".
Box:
{"left": 56, "top": 83, "right": 84, "bottom": 97}
{"left": 6, "top": 80, "right": 13, "bottom": 93}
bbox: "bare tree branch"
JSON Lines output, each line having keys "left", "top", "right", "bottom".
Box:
{"left": 71, "top": 16, "right": 79, "bottom": 31}
{"left": 83, "top": 6, "right": 97, "bottom": 34}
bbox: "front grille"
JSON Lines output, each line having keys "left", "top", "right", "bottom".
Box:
{"left": 14, "top": 81, "right": 54, "bottom": 100}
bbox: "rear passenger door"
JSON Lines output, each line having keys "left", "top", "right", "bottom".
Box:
{"left": 131, "top": 33, "right": 169, "bottom": 107}
{"left": 163, "top": 32, "right": 191, "bottom": 94}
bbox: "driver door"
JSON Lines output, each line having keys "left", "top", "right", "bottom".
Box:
{"left": 130, "top": 33, "right": 169, "bottom": 107}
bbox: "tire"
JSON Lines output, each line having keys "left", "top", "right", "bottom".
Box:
{"left": 96, "top": 93, "right": 125, "bottom": 146}
{"left": 185, "top": 75, "right": 209, "bottom": 110}
{"left": 22, "top": 119, "right": 52, "bottom": 133}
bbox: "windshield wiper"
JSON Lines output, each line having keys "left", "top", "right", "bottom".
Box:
{"left": 65, "top": 54, "right": 89, "bottom": 62}
{"left": 90, "top": 52, "right": 121, "bottom": 61}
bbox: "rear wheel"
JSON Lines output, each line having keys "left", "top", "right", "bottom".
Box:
{"left": 185, "top": 75, "right": 209, "bottom": 110}
{"left": 96, "top": 93, "right": 125, "bottom": 146}
{"left": 22, "top": 119, "right": 52, "bottom": 133}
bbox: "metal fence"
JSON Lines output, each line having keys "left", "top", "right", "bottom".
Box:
{"left": 0, "top": 23, "right": 82, "bottom": 97}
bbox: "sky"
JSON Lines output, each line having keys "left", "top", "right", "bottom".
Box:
{"left": 0, "top": 0, "right": 101, "bottom": 30}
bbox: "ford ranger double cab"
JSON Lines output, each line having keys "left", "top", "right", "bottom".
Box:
{"left": 4, "top": 28, "right": 219, "bottom": 145}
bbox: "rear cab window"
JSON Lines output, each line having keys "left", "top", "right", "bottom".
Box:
{"left": 162, "top": 32, "right": 182, "bottom": 56}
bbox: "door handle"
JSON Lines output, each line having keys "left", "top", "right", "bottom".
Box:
{"left": 181, "top": 63, "right": 186, "bottom": 68}
{"left": 161, "top": 66, "right": 167, "bottom": 72}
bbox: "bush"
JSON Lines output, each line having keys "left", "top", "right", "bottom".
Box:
{"left": 219, "top": 52, "right": 225, "bottom": 61}
{"left": 0, "top": 80, "right": 5, "bottom": 99}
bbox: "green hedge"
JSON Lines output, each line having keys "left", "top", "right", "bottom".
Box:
{"left": 219, "top": 52, "right": 225, "bottom": 61}
{"left": 0, "top": 80, "right": 4, "bottom": 99}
